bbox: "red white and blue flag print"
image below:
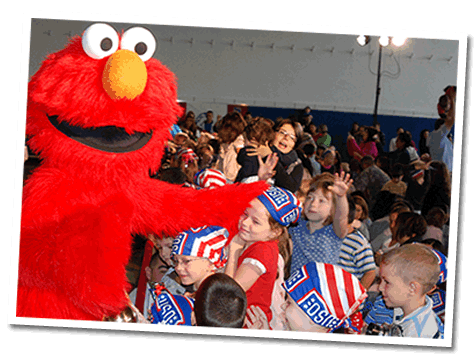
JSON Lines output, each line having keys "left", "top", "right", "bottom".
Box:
{"left": 172, "top": 226, "right": 229, "bottom": 269}
{"left": 283, "top": 262, "right": 367, "bottom": 331}
{"left": 257, "top": 186, "right": 301, "bottom": 227}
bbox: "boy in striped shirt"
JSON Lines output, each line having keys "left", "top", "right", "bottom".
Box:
{"left": 339, "top": 195, "right": 376, "bottom": 289}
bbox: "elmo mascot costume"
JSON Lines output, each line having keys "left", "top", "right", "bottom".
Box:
{"left": 17, "top": 23, "right": 267, "bottom": 321}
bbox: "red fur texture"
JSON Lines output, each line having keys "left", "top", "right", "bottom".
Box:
{"left": 18, "top": 29, "right": 267, "bottom": 321}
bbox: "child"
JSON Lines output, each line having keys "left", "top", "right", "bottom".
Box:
{"left": 289, "top": 172, "right": 352, "bottom": 275}
{"left": 192, "top": 273, "right": 247, "bottom": 328}
{"left": 422, "top": 207, "right": 448, "bottom": 247}
{"left": 127, "top": 252, "right": 169, "bottom": 321}
{"left": 174, "top": 147, "right": 200, "bottom": 188}
{"left": 351, "top": 194, "right": 371, "bottom": 239}
{"left": 147, "top": 234, "right": 174, "bottom": 267}
{"left": 246, "top": 262, "right": 367, "bottom": 333}
{"left": 171, "top": 225, "right": 229, "bottom": 295}
{"left": 374, "top": 210, "right": 426, "bottom": 266}
{"left": 225, "top": 185, "right": 302, "bottom": 324}
{"left": 364, "top": 244, "right": 444, "bottom": 338}
{"left": 370, "top": 200, "right": 412, "bottom": 255}
{"left": 234, "top": 117, "right": 276, "bottom": 184}
{"left": 339, "top": 195, "right": 376, "bottom": 290}
{"left": 319, "top": 149, "right": 336, "bottom": 174}
{"left": 381, "top": 163, "right": 407, "bottom": 198}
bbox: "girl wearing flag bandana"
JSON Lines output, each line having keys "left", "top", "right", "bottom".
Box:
{"left": 225, "top": 186, "right": 302, "bottom": 324}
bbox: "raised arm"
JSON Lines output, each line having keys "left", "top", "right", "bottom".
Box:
{"left": 328, "top": 172, "right": 353, "bottom": 238}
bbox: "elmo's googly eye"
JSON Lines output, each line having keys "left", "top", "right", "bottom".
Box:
{"left": 121, "top": 27, "right": 156, "bottom": 62}
{"left": 82, "top": 23, "right": 119, "bottom": 59}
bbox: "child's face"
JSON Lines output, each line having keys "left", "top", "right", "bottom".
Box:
{"left": 378, "top": 263, "right": 412, "bottom": 310}
{"left": 391, "top": 176, "right": 401, "bottom": 184}
{"left": 146, "top": 262, "right": 169, "bottom": 284}
{"left": 354, "top": 204, "right": 363, "bottom": 220}
{"left": 323, "top": 152, "right": 334, "bottom": 166}
{"left": 238, "top": 199, "right": 277, "bottom": 244}
{"left": 281, "top": 297, "right": 329, "bottom": 332}
{"left": 159, "top": 237, "right": 174, "bottom": 266}
{"left": 173, "top": 254, "right": 214, "bottom": 289}
{"left": 304, "top": 188, "right": 333, "bottom": 224}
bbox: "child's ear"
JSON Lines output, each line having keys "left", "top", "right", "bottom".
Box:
{"left": 145, "top": 266, "right": 152, "bottom": 281}
{"left": 271, "top": 226, "right": 283, "bottom": 240}
{"left": 409, "top": 281, "right": 423, "bottom": 296}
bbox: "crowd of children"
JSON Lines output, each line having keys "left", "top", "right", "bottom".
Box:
{"left": 118, "top": 95, "right": 454, "bottom": 339}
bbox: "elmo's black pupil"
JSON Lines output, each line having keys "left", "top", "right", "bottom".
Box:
{"left": 101, "top": 38, "right": 113, "bottom": 51}
{"left": 135, "top": 42, "right": 147, "bottom": 55}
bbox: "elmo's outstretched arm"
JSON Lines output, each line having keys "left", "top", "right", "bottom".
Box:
{"left": 135, "top": 180, "right": 269, "bottom": 239}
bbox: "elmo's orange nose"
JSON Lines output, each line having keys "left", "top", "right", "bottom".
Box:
{"left": 102, "top": 49, "right": 147, "bottom": 100}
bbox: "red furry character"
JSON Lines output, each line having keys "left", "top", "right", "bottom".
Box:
{"left": 17, "top": 23, "right": 267, "bottom": 321}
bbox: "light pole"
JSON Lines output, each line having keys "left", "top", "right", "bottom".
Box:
{"left": 373, "top": 42, "right": 383, "bottom": 126}
{"left": 357, "top": 35, "right": 407, "bottom": 126}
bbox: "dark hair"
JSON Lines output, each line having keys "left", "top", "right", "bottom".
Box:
{"left": 159, "top": 167, "right": 187, "bottom": 185}
{"left": 425, "top": 206, "right": 448, "bottom": 228}
{"left": 352, "top": 193, "right": 369, "bottom": 221}
{"left": 149, "top": 252, "right": 168, "bottom": 269}
{"left": 347, "top": 194, "right": 356, "bottom": 224}
{"left": 421, "top": 239, "right": 448, "bottom": 257}
{"left": 361, "top": 155, "right": 374, "bottom": 166}
{"left": 394, "top": 212, "right": 427, "bottom": 244}
{"left": 302, "top": 142, "right": 316, "bottom": 156}
{"left": 390, "top": 163, "right": 404, "bottom": 178}
{"left": 217, "top": 112, "right": 247, "bottom": 144}
{"left": 434, "top": 118, "right": 445, "bottom": 131}
{"left": 397, "top": 131, "right": 412, "bottom": 148}
{"left": 244, "top": 117, "right": 275, "bottom": 145}
{"left": 419, "top": 129, "right": 430, "bottom": 140}
{"left": 193, "top": 273, "right": 247, "bottom": 328}
{"left": 274, "top": 118, "right": 304, "bottom": 148}
{"left": 429, "top": 161, "right": 451, "bottom": 198}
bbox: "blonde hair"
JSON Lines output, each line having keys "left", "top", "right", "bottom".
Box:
{"left": 305, "top": 173, "right": 337, "bottom": 225}
{"left": 381, "top": 244, "right": 440, "bottom": 295}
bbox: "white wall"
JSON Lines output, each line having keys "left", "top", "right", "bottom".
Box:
{"left": 29, "top": 18, "right": 460, "bottom": 119}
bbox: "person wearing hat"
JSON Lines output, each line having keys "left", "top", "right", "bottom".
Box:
{"left": 246, "top": 261, "right": 367, "bottom": 333}
{"left": 225, "top": 186, "right": 302, "bottom": 324}
{"left": 170, "top": 225, "right": 229, "bottom": 294}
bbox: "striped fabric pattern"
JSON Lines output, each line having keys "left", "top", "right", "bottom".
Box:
{"left": 172, "top": 226, "right": 229, "bottom": 268}
{"left": 194, "top": 168, "right": 227, "bottom": 189}
{"left": 257, "top": 186, "right": 302, "bottom": 227}
{"left": 283, "top": 262, "right": 367, "bottom": 331}
{"left": 338, "top": 230, "right": 376, "bottom": 280}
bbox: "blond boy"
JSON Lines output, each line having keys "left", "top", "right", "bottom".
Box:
{"left": 365, "top": 244, "right": 444, "bottom": 338}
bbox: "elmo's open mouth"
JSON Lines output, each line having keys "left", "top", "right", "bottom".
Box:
{"left": 48, "top": 115, "right": 152, "bottom": 153}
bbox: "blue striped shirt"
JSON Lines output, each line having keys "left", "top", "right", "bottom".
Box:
{"left": 338, "top": 229, "right": 376, "bottom": 280}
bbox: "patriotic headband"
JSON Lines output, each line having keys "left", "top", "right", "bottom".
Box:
{"left": 257, "top": 186, "right": 301, "bottom": 227}
{"left": 431, "top": 248, "right": 447, "bottom": 285}
{"left": 411, "top": 169, "right": 424, "bottom": 180}
{"left": 171, "top": 226, "right": 229, "bottom": 269}
{"left": 194, "top": 168, "right": 227, "bottom": 189}
{"left": 177, "top": 147, "right": 198, "bottom": 164}
{"left": 282, "top": 262, "right": 367, "bottom": 332}
{"left": 149, "top": 284, "right": 194, "bottom": 326}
